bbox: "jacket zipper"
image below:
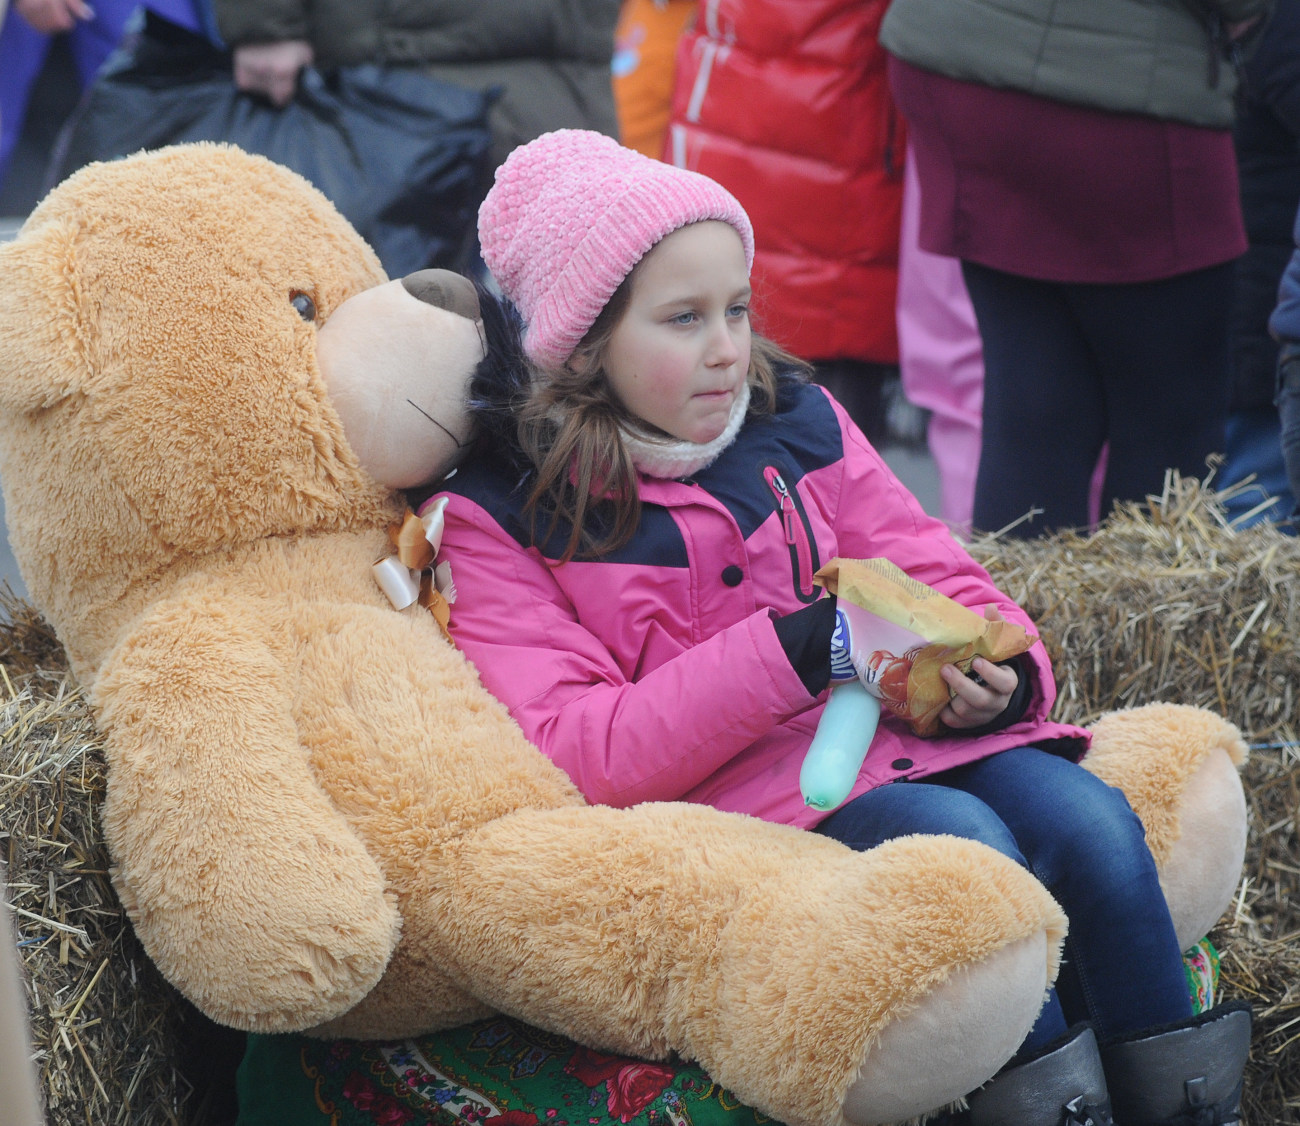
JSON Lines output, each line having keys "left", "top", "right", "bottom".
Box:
{"left": 763, "top": 466, "right": 820, "bottom": 603}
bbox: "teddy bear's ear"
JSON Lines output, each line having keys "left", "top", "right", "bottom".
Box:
{"left": 0, "top": 218, "right": 90, "bottom": 413}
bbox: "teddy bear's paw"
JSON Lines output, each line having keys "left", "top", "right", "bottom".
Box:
{"left": 165, "top": 907, "right": 400, "bottom": 1034}
{"left": 193, "top": 913, "right": 402, "bottom": 1033}
{"left": 841, "top": 932, "right": 1049, "bottom": 1126}
{"left": 111, "top": 849, "right": 403, "bottom": 1034}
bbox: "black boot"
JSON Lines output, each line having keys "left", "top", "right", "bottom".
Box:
{"left": 968, "top": 1024, "right": 1114, "bottom": 1126}
{"left": 1098, "top": 1001, "right": 1252, "bottom": 1126}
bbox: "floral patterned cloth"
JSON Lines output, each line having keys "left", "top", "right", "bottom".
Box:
{"left": 1182, "top": 936, "right": 1221, "bottom": 1015}
{"left": 236, "top": 941, "right": 1222, "bottom": 1126}
{"left": 236, "top": 1015, "right": 768, "bottom": 1126}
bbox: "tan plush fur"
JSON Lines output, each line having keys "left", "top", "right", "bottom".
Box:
{"left": 0, "top": 145, "right": 1246, "bottom": 1126}
{"left": 1083, "top": 703, "right": 1250, "bottom": 949}
{"left": 1084, "top": 703, "right": 1248, "bottom": 862}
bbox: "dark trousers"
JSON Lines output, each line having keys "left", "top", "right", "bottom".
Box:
{"left": 962, "top": 260, "right": 1236, "bottom": 536}
{"left": 817, "top": 747, "right": 1193, "bottom": 1058}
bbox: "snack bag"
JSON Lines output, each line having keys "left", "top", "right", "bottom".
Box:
{"left": 814, "top": 558, "right": 1036, "bottom": 736}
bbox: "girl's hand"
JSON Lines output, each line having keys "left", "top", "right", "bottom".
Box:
{"left": 938, "top": 656, "right": 1018, "bottom": 731}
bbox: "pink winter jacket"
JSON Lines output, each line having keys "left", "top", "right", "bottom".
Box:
{"left": 426, "top": 381, "right": 1088, "bottom": 829}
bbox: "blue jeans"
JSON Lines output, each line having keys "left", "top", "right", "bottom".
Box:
{"left": 816, "top": 747, "right": 1193, "bottom": 1057}
{"left": 1222, "top": 407, "right": 1297, "bottom": 530}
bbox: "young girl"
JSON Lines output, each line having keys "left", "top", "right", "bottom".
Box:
{"left": 426, "top": 130, "right": 1249, "bottom": 1126}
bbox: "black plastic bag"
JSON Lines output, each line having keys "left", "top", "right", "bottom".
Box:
{"left": 51, "top": 12, "right": 495, "bottom": 277}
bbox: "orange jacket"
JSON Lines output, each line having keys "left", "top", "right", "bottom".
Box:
{"left": 613, "top": 0, "right": 698, "bottom": 158}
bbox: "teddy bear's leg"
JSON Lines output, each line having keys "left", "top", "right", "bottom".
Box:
{"left": 1151, "top": 746, "right": 1248, "bottom": 950}
{"left": 441, "top": 802, "right": 1067, "bottom": 1126}
{"left": 95, "top": 623, "right": 403, "bottom": 1034}
{"left": 1081, "top": 704, "right": 1249, "bottom": 950}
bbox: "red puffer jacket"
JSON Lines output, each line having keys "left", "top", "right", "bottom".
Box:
{"left": 667, "top": 0, "right": 904, "bottom": 364}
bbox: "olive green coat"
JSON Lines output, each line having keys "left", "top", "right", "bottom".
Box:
{"left": 213, "top": 0, "right": 620, "bottom": 165}
{"left": 880, "top": 0, "right": 1273, "bottom": 128}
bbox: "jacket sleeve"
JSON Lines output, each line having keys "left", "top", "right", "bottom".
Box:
{"left": 821, "top": 392, "right": 1062, "bottom": 728}
{"left": 1271, "top": 203, "right": 1300, "bottom": 353}
{"left": 436, "top": 493, "right": 815, "bottom": 808}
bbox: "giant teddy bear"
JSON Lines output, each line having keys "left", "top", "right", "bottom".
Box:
{"left": 0, "top": 145, "right": 1249, "bottom": 1126}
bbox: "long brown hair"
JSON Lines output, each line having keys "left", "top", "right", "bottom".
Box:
{"left": 517, "top": 273, "right": 809, "bottom": 563}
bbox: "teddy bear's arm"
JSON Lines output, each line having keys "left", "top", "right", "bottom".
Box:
{"left": 90, "top": 609, "right": 402, "bottom": 1034}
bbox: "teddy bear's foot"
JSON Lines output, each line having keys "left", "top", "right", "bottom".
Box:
{"left": 1082, "top": 703, "right": 1249, "bottom": 950}
{"left": 841, "top": 932, "right": 1051, "bottom": 1125}
{"left": 1153, "top": 745, "right": 1248, "bottom": 949}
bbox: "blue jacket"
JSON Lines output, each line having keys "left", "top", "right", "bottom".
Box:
{"left": 1270, "top": 207, "right": 1300, "bottom": 361}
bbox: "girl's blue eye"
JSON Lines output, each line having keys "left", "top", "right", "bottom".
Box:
{"left": 672, "top": 311, "right": 697, "bottom": 325}
{"left": 728, "top": 304, "right": 750, "bottom": 318}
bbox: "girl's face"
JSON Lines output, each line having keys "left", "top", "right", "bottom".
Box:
{"left": 603, "top": 221, "right": 752, "bottom": 445}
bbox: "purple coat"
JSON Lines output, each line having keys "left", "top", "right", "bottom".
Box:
{"left": 427, "top": 382, "right": 1088, "bottom": 828}
{"left": 889, "top": 57, "right": 1246, "bottom": 285}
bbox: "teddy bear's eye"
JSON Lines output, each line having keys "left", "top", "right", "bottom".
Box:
{"left": 290, "top": 291, "right": 317, "bottom": 322}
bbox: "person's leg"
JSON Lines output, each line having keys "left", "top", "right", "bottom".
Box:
{"left": 817, "top": 779, "right": 1021, "bottom": 856}
{"left": 962, "top": 261, "right": 1106, "bottom": 536}
{"left": 1222, "top": 406, "right": 1296, "bottom": 528}
{"left": 819, "top": 778, "right": 1136, "bottom": 1125}
{"left": 929, "top": 409, "right": 984, "bottom": 536}
{"left": 811, "top": 359, "right": 888, "bottom": 444}
{"left": 1071, "top": 263, "right": 1234, "bottom": 519}
{"left": 942, "top": 749, "right": 1253, "bottom": 1126}
{"left": 938, "top": 748, "right": 1193, "bottom": 1040}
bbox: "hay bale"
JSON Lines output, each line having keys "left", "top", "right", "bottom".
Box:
{"left": 969, "top": 472, "right": 1300, "bottom": 740}
{"left": 2, "top": 476, "right": 1298, "bottom": 1123}
{"left": 969, "top": 474, "right": 1300, "bottom": 1124}
{"left": 0, "top": 590, "right": 198, "bottom": 1124}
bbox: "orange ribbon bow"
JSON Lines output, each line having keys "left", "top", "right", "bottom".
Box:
{"left": 372, "top": 500, "right": 457, "bottom": 640}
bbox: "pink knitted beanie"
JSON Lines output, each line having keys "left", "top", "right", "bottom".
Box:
{"left": 478, "top": 129, "right": 755, "bottom": 368}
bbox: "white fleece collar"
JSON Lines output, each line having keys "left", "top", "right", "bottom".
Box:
{"left": 620, "top": 382, "right": 751, "bottom": 480}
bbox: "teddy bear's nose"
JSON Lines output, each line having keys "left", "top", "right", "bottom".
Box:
{"left": 402, "top": 269, "right": 481, "bottom": 322}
